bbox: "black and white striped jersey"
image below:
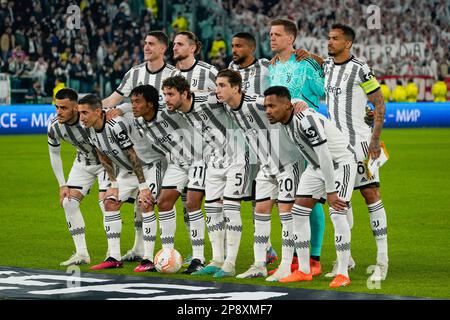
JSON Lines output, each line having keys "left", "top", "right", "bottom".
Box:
{"left": 170, "top": 60, "right": 218, "bottom": 91}
{"left": 179, "top": 92, "right": 243, "bottom": 169}
{"left": 116, "top": 62, "right": 176, "bottom": 104}
{"left": 323, "top": 55, "right": 381, "bottom": 145}
{"left": 224, "top": 93, "right": 303, "bottom": 175}
{"left": 134, "top": 107, "right": 199, "bottom": 167}
{"left": 228, "top": 58, "right": 271, "bottom": 95}
{"left": 47, "top": 115, "right": 100, "bottom": 166}
{"left": 86, "top": 113, "right": 142, "bottom": 172}
{"left": 120, "top": 112, "right": 166, "bottom": 165}
{"left": 283, "top": 108, "right": 356, "bottom": 169}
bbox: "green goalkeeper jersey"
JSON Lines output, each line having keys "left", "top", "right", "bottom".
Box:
{"left": 269, "top": 54, "right": 325, "bottom": 110}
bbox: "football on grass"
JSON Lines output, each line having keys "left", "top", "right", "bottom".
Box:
{"left": 154, "top": 248, "right": 183, "bottom": 273}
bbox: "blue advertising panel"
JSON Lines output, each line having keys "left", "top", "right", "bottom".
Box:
{"left": 1, "top": 103, "right": 450, "bottom": 135}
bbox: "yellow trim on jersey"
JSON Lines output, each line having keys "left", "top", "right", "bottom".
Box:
{"left": 360, "top": 77, "right": 380, "bottom": 94}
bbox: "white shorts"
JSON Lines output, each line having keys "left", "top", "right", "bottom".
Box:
{"left": 205, "top": 160, "right": 256, "bottom": 202}
{"left": 255, "top": 161, "right": 302, "bottom": 204}
{"left": 296, "top": 162, "right": 357, "bottom": 203}
{"left": 117, "top": 161, "right": 167, "bottom": 203}
{"left": 67, "top": 160, "right": 109, "bottom": 196}
{"left": 353, "top": 139, "right": 380, "bottom": 189}
{"left": 161, "top": 161, "right": 206, "bottom": 193}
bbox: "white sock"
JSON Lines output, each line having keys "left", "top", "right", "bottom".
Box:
{"left": 347, "top": 201, "right": 354, "bottom": 229}
{"left": 253, "top": 212, "right": 271, "bottom": 265}
{"left": 159, "top": 208, "right": 176, "bottom": 249}
{"left": 330, "top": 208, "right": 351, "bottom": 277}
{"left": 292, "top": 204, "right": 311, "bottom": 274}
{"left": 188, "top": 209, "right": 205, "bottom": 262}
{"left": 279, "top": 212, "right": 294, "bottom": 266}
{"left": 142, "top": 211, "right": 157, "bottom": 261}
{"left": 99, "top": 200, "right": 109, "bottom": 258}
{"left": 223, "top": 201, "right": 242, "bottom": 266}
{"left": 368, "top": 200, "right": 388, "bottom": 265}
{"left": 132, "top": 203, "right": 144, "bottom": 254}
{"left": 204, "top": 202, "right": 225, "bottom": 263}
{"left": 104, "top": 210, "right": 122, "bottom": 260}
{"left": 181, "top": 192, "right": 190, "bottom": 238}
{"left": 63, "top": 197, "right": 88, "bottom": 255}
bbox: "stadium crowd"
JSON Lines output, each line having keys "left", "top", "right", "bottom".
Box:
{"left": 0, "top": 0, "right": 448, "bottom": 101}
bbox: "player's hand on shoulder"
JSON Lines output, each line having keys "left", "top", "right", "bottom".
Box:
{"left": 294, "top": 49, "right": 311, "bottom": 62}
{"left": 106, "top": 108, "right": 123, "bottom": 121}
{"left": 270, "top": 54, "right": 280, "bottom": 65}
{"left": 59, "top": 186, "right": 70, "bottom": 207}
{"left": 293, "top": 100, "right": 309, "bottom": 114}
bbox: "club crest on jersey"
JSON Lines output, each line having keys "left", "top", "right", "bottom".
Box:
{"left": 191, "top": 78, "right": 198, "bottom": 87}
{"left": 343, "top": 73, "right": 350, "bottom": 81}
{"left": 249, "top": 68, "right": 256, "bottom": 77}
{"left": 243, "top": 81, "right": 250, "bottom": 90}
{"left": 245, "top": 114, "right": 254, "bottom": 123}
{"left": 198, "top": 112, "right": 209, "bottom": 121}
{"left": 286, "top": 73, "right": 292, "bottom": 83}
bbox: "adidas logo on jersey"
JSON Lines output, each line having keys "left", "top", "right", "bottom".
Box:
{"left": 233, "top": 190, "right": 241, "bottom": 196}
{"left": 193, "top": 181, "right": 200, "bottom": 187}
{"left": 285, "top": 193, "right": 292, "bottom": 198}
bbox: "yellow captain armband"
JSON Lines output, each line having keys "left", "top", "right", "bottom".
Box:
{"left": 360, "top": 76, "right": 380, "bottom": 95}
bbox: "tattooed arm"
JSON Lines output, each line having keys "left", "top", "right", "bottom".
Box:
{"left": 367, "top": 89, "right": 386, "bottom": 159}
{"left": 125, "top": 147, "right": 145, "bottom": 183}
{"left": 96, "top": 149, "right": 117, "bottom": 182}
{"left": 125, "top": 147, "right": 154, "bottom": 209}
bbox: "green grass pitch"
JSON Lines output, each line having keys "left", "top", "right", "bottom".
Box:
{"left": 1, "top": 128, "right": 450, "bottom": 299}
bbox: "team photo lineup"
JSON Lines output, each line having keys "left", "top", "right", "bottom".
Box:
{"left": 2, "top": 0, "right": 450, "bottom": 304}
{"left": 47, "top": 15, "right": 391, "bottom": 291}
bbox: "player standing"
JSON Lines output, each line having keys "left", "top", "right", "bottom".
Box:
{"left": 302, "top": 24, "right": 389, "bottom": 281}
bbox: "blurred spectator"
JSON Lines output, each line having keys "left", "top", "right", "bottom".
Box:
{"left": 431, "top": 76, "right": 448, "bottom": 102}
{"left": 172, "top": 14, "right": 189, "bottom": 33}
{"left": 30, "top": 56, "right": 48, "bottom": 89}
{"left": 406, "top": 79, "right": 419, "bottom": 102}
{"left": 52, "top": 76, "right": 66, "bottom": 104}
{"left": 380, "top": 80, "right": 391, "bottom": 103}
{"left": 392, "top": 80, "right": 407, "bottom": 102}
{"left": 25, "top": 80, "right": 44, "bottom": 104}
{"left": 1, "top": 26, "right": 14, "bottom": 61}
{"left": 209, "top": 33, "right": 226, "bottom": 60}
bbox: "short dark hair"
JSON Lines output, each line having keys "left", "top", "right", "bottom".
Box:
{"left": 55, "top": 88, "right": 78, "bottom": 102}
{"left": 130, "top": 85, "right": 159, "bottom": 112}
{"left": 270, "top": 19, "right": 297, "bottom": 40}
{"left": 78, "top": 94, "right": 102, "bottom": 110}
{"left": 162, "top": 75, "right": 191, "bottom": 97}
{"left": 147, "top": 31, "right": 169, "bottom": 47}
{"left": 175, "top": 31, "right": 202, "bottom": 55}
{"left": 331, "top": 23, "right": 356, "bottom": 43}
{"left": 232, "top": 32, "right": 256, "bottom": 48}
{"left": 263, "top": 86, "right": 292, "bottom": 101}
{"left": 217, "top": 69, "right": 242, "bottom": 92}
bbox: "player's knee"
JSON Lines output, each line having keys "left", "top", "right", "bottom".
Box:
{"left": 361, "top": 187, "right": 380, "bottom": 204}
{"left": 156, "top": 195, "right": 172, "bottom": 212}
{"left": 185, "top": 198, "right": 201, "bottom": 212}
{"left": 104, "top": 199, "right": 120, "bottom": 211}
{"left": 62, "top": 197, "right": 80, "bottom": 210}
